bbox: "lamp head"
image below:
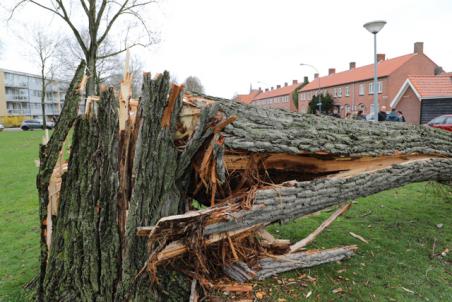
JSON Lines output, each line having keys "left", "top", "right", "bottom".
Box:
{"left": 363, "top": 20, "right": 387, "bottom": 34}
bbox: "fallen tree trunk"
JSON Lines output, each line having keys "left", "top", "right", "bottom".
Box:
{"left": 38, "top": 70, "right": 452, "bottom": 301}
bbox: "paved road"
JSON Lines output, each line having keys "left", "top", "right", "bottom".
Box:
{"left": 2, "top": 128, "right": 21, "bottom": 132}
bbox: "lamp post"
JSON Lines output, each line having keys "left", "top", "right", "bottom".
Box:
{"left": 300, "top": 63, "right": 322, "bottom": 114}
{"left": 363, "top": 20, "right": 386, "bottom": 121}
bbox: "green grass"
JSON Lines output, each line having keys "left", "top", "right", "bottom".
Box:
{"left": 0, "top": 131, "right": 43, "bottom": 302}
{"left": 0, "top": 131, "right": 451, "bottom": 301}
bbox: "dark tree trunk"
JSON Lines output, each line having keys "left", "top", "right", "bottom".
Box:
{"left": 42, "top": 87, "right": 120, "bottom": 301}
{"left": 36, "top": 61, "right": 85, "bottom": 301}
{"left": 40, "top": 66, "right": 47, "bottom": 130}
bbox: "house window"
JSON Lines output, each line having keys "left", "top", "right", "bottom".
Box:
{"left": 378, "top": 81, "right": 383, "bottom": 93}
{"left": 368, "top": 82, "right": 374, "bottom": 95}
{"left": 359, "top": 84, "right": 364, "bottom": 95}
{"left": 345, "top": 86, "right": 350, "bottom": 97}
{"left": 334, "top": 88, "right": 337, "bottom": 97}
{"left": 338, "top": 87, "right": 343, "bottom": 97}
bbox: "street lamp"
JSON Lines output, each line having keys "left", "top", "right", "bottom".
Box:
{"left": 363, "top": 20, "right": 386, "bottom": 121}
{"left": 300, "top": 63, "right": 322, "bottom": 114}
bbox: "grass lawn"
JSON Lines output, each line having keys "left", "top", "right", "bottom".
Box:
{"left": 0, "top": 130, "right": 451, "bottom": 301}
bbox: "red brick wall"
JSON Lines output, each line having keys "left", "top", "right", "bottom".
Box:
{"left": 395, "top": 87, "right": 421, "bottom": 124}
{"left": 386, "top": 54, "right": 437, "bottom": 108}
{"left": 297, "top": 53, "right": 438, "bottom": 120}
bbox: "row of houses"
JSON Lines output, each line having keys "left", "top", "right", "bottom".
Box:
{"left": 236, "top": 42, "right": 452, "bottom": 124}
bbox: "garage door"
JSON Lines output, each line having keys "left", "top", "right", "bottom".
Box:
{"left": 420, "top": 98, "right": 452, "bottom": 124}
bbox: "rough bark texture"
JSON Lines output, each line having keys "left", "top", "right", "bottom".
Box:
{"left": 255, "top": 245, "right": 357, "bottom": 280}
{"left": 36, "top": 61, "right": 85, "bottom": 301}
{"left": 42, "top": 88, "right": 120, "bottom": 301}
{"left": 191, "top": 94, "right": 452, "bottom": 157}
{"left": 205, "top": 158, "right": 452, "bottom": 235}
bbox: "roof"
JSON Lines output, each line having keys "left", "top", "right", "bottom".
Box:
{"left": 253, "top": 82, "right": 300, "bottom": 101}
{"left": 300, "top": 53, "right": 417, "bottom": 91}
{"left": 390, "top": 75, "right": 452, "bottom": 107}
{"left": 236, "top": 90, "right": 261, "bottom": 104}
{"left": 409, "top": 75, "right": 452, "bottom": 98}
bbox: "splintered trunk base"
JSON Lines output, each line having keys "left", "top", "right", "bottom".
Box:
{"left": 37, "top": 65, "right": 452, "bottom": 301}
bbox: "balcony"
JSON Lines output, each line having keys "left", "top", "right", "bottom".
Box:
{"left": 7, "top": 109, "right": 30, "bottom": 116}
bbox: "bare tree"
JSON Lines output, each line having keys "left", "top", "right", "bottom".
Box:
{"left": 184, "top": 75, "right": 205, "bottom": 94}
{"left": 23, "top": 27, "right": 60, "bottom": 137}
{"left": 9, "top": 0, "right": 158, "bottom": 95}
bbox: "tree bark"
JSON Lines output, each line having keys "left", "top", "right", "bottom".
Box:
{"left": 36, "top": 61, "right": 85, "bottom": 301}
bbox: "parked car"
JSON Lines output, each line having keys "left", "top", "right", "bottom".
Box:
{"left": 427, "top": 114, "right": 452, "bottom": 132}
{"left": 20, "top": 119, "right": 55, "bottom": 131}
{"left": 0, "top": 123, "right": 4, "bottom": 131}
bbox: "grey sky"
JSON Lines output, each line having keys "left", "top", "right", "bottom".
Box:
{"left": 1, "top": 0, "right": 451, "bottom": 98}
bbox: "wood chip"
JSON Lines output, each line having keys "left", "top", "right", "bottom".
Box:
{"left": 349, "top": 232, "right": 369, "bottom": 244}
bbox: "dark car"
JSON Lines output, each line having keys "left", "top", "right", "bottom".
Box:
{"left": 427, "top": 114, "right": 452, "bottom": 132}
{"left": 20, "top": 119, "right": 55, "bottom": 131}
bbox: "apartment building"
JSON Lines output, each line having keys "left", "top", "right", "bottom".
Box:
{"left": 0, "top": 68, "right": 68, "bottom": 120}
{"left": 298, "top": 42, "right": 449, "bottom": 123}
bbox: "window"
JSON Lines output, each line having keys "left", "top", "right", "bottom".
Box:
{"left": 368, "top": 82, "right": 374, "bottom": 94}
{"left": 359, "top": 84, "right": 364, "bottom": 95}
{"left": 378, "top": 81, "right": 383, "bottom": 93}
{"left": 338, "top": 88, "right": 342, "bottom": 97}
{"left": 345, "top": 86, "right": 350, "bottom": 97}
{"left": 334, "top": 88, "right": 337, "bottom": 97}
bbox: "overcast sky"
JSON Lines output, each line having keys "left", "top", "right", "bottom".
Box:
{"left": 1, "top": 0, "right": 451, "bottom": 98}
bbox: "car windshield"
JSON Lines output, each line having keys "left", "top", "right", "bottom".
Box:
{"left": 429, "top": 116, "right": 446, "bottom": 124}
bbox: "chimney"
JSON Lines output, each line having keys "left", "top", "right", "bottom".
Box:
{"left": 377, "top": 53, "right": 386, "bottom": 62}
{"left": 303, "top": 77, "right": 308, "bottom": 84}
{"left": 434, "top": 66, "right": 444, "bottom": 75}
{"left": 349, "top": 62, "right": 356, "bottom": 70}
{"left": 284, "top": 82, "right": 288, "bottom": 87}
{"left": 265, "top": 88, "right": 268, "bottom": 92}
{"left": 328, "top": 68, "right": 335, "bottom": 75}
{"left": 414, "top": 42, "right": 424, "bottom": 54}
{"left": 314, "top": 73, "right": 319, "bottom": 79}
{"left": 258, "top": 87, "right": 262, "bottom": 92}
{"left": 277, "top": 84, "right": 281, "bottom": 89}
{"left": 271, "top": 87, "right": 274, "bottom": 90}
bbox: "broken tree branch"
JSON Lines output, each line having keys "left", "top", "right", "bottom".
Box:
{"left": 290, "top": 203, "right": 352, "bottom": 252}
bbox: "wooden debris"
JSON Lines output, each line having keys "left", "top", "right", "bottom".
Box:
{"left": 223, "top": 261, "right": 256, "bottom": 282}
{"left": 290, "top": 203, "right": 352, "bottom": 253}
{"left": 349, "top": 232, "right": 369, "bottom": 244}
{"left": 255, "top": 245, "right": 358, "bottom": 280}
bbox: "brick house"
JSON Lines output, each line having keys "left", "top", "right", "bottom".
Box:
{"left": 298, "top": 42, "right": 447, "bottom": 123}
{"left": 236, "top": 80, "right": 306, "bottom": 112}
{"left": 391, "top": 74, "right": 452, "bottom": 124}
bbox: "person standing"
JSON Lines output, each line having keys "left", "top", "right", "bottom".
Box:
{"left": 354, "top": 110, "right": 366, "bottom": 121}
{"left": 378, "top": 106, "right": 387, "bottom": 121}
{"left": 386, "top": 108, "right": 400, "bottom": 122}
{"left": 397, "top": 111, "right": 406, "bottom": 122}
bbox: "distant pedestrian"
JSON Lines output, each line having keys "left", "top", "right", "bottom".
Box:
{"left": 386, "top": 108, "right": 400, "bottom": 122}
{"left": 397, "top": 111, "right": 406, "bottom": 122}
{"left": 354, "top": 110, "right": 366, "bottom": 121}
{"left": 378, "top": 106, "right": 387, "bottom": 121}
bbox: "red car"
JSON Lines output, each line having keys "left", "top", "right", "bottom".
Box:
{"left": 427, "top": 114, "right": 452, "bottom": 132}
